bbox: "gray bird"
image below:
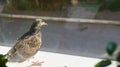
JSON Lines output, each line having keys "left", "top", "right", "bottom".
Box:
{"left": 6, "top": 19, "right": 47, "bottom": 63}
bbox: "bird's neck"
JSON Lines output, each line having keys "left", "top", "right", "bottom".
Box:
{"left": 29, "top": 29, "right": 41, "bottom": 34}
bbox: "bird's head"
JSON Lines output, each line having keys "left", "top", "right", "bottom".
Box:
{"left": 35, "top": 19, "right": 47, "bottom": 29}
{"left": 30, "top": 19, "right": 47, "bottom": 31}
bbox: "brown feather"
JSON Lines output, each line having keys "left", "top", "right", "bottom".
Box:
{"left": 6, "top": 19, "right": 47, "bottom": 62}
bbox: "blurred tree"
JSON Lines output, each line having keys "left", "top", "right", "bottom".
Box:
{"left": 6, "top": 0, "right": 69, "bottom": 11}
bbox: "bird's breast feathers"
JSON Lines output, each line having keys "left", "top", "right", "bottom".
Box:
{"left": 8, "top": 34, "right": 42, "bottom": 59}
{"left": 18, "top": 34, "right": 42, "bottom": 53}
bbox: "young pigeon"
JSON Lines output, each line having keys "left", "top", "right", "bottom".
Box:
{"left": 6, "top": 19, "right": 47, "bottom": 64}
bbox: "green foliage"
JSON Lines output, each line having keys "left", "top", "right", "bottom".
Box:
{"left": 0, "top": 54, "right": 8, "bottom": 67}
{"left": 7, "top": 0, "right": 120, "bottom": 11}
{"left": 7, "top": 0, "right": 69, "bottom": 11}
{"left": 117, "top": 65, "right": 120, "bottom": 67}
{"left": 96, "top": 41, "right": 120, "bottom": 67}
{"left": 98, "top": 0, "right": 120, "bottom": 11}
{"left": 95, "top": 59, "right": 111, "bottom": 67}
{"left": 106, "top": 42, "right": 117, "bottom": 56}
{"left": 116, "top": 52, "right": 120, "bottom": 62}
{"left": 10, "top": 0, "right": 32, "bottom": 10}
{"left": 17, "top": 0, "right": 32, "bottom": 10}
{"left": 108, "top": 0, "right": 120, "bottom": 11}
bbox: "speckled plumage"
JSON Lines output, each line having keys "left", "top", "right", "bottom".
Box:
{"left": 6, "top": 19, "right": 47, "bottom": 62}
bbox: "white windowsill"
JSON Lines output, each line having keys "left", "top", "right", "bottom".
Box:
{"left": 0, "top": 46, "right": 116, "bottom": 67}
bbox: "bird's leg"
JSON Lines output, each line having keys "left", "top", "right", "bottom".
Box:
{"left": 30, "top": 56, "right": 44, "bottom": 66}
{"left": 31, "top": 61, "right": 44, "bottom": 66}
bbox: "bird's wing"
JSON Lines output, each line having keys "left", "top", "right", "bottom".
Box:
{"left": 7, "top": 34, "right": 41, "bottom": 61}
{"left": 17, "top": 31, "right": 31, "bottom": 41}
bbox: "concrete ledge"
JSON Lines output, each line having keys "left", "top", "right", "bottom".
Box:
{"left": 0, "top": 13, "right": 120, "bottom": 25}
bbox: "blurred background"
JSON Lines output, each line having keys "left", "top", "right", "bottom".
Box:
{"left": 0, "top": 0, "right": 120, "bottom": 58}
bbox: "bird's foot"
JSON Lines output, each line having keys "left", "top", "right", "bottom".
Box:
{"left": 31, "top": 61, "right": 44, "bottom": 66}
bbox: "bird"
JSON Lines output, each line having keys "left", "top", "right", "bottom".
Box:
{"left": 6, "top": 19, "right": 47, "bottom": 65}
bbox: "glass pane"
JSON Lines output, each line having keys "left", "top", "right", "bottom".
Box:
{"left": 0, "top": 0, "right": 120, "bottom": 61}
